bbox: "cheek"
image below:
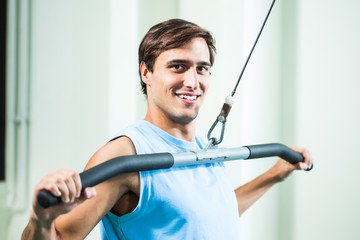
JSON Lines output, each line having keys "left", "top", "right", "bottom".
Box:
{"left": 163, "top": 75, "right": 184, "bottom": 92}
{"left": 200, "top": 77, "right": 210, "bottom": 93}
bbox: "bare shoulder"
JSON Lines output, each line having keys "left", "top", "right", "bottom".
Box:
{"left": 85, "top": 136, "right": 137, "bottom": 169}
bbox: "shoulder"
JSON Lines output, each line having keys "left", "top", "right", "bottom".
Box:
{"left": 85, "top": 136, "right": 136, "bottom": 170}
{"left": 109, "top": 120, "right": 152, "bottom": 142}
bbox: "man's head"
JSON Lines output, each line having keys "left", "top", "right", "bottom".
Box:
{"left": 138, "top": 19, "right": 216, "bottom": 95}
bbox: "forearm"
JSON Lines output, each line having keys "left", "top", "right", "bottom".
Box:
{"left": 235, "top": 170, "right": 280, "bottom": 216}
{"left": 21, "top": 211, "right": 58, "bottom": 240}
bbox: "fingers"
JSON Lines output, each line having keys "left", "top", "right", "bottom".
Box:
{"left": 289, "top": 146, "right": 313, "bottom": 170}
{"left": 36, "top": 169, "right": 83, "bottom": 204}
{"left": 82, "top": 187, "right": 97, "bottom": 199}
{"left": 31, "top": 169, "right": 98, "bottom": 222}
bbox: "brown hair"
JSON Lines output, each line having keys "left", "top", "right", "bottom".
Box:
{"left": 138, "top": 19, "right": 216, "bottom": 95}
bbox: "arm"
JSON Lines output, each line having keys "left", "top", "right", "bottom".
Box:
{"left": 235, "top": 146, "right": 313, "bottom": 216}
{"left": 22, "top": 136, "right": 137, "bottom": 240}
{"left": 21, "top": 170, "right": 96, "bottom": 240}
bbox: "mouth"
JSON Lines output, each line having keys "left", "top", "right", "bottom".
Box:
{"left": 175, "top": 93, "right": 200, "bottom": 103}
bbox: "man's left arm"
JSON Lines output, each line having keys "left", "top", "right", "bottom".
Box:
{"left": 234, "top": 146, "right": 313, "bottom": 216}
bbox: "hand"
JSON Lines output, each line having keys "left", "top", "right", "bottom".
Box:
{"left": 288, "top": 146, "right": 313, "bottom": 171}
{"left": 268, "top": 146, "right": 313, "bottom": 182}
{"left": 31, "top": 169, "right": 96, "bottom": 225}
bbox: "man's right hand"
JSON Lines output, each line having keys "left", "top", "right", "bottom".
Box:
{"left": 30, "top": 169, "right": 96, "bottom": 226}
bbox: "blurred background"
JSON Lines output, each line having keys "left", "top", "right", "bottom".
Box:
{"left": 1, "top": 0, "right": 359, "bottom": 239}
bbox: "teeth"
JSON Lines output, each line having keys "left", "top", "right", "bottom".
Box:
{"left": 178, "top": 94, "right": 197, "bottom": 101}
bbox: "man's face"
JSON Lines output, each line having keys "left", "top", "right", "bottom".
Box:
{"left": 142, "top": 37, "right": 211, "bottom": 125}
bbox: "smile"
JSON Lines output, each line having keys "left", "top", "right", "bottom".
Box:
{"left": 178, "top": 94, "right": 198, "bottom": 101}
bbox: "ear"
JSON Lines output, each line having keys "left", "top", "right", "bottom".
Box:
{"left": 140, "top": 61, "right": 151, "bottom": 86}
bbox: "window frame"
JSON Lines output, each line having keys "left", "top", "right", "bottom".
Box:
{"left": 0, "top": 0, "right": 6, "bottom": 181}
{"left": 0, "top": 0, "right": 30, "bottom": 211}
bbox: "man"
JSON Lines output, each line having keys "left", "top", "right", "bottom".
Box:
{"left": 22, "top": 19, "right": 313, "bottom": 239}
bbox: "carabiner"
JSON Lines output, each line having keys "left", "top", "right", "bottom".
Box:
{"left": 207, "top": 116, "right": 227, "bottom": 147}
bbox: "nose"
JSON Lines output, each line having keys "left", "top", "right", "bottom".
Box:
{"left": 183, "top": 67, "right": 199, "bottom": 89}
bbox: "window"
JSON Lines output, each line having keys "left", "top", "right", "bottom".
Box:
{"left": 0, "top": 0, "right": 30, "bottom": 211}
{"left": 0, "top": 0, "right": 6, "bottom": 181}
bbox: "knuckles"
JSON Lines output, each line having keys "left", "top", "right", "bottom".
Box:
{"left": 35, "top": 169, "right": 79, "bottom": 192}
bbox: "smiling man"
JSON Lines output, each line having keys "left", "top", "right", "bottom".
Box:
{"left": 22, "top": 19, "right": 313, "bottom": 240}
{"left": 142, "top": 38, "right": 210, "bottom": 136}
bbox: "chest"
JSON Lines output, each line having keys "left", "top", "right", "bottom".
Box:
{"left": 139, "top": 164, "right": 239, "bottom": 226}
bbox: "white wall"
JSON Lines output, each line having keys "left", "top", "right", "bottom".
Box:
{"left": 5, "top": 1, "right": 112, "bottom": 239}
{"left": 293, "top": 0, "right": 360, "bottom": 239}
{"left": 2, "top": 0, "right": 360, "bottom": 239}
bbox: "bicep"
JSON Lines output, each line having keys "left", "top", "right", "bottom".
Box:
{"left": 54, "top": 136, "right": 137, "bottom": 239}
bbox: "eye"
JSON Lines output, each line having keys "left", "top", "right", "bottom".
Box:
{"left": 170, "top": 64, "right": 186, "bottom": 73}
{"left": 173, "top": 65, "right": 183, "bottom": 70}
{"left": 197, "top": 66, "right": 210, "bottom": 74}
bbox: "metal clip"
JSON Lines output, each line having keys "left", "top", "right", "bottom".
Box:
{"left": 206, "top": 116, "right": 227, "bottom": 148}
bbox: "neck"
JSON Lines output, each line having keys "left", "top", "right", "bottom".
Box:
{"left": 144, "top": 111, "right": 196, "bottom": 142}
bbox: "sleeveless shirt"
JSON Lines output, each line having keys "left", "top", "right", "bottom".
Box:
{"left": 100, "top": 120, "right": 240, "bottom": 239}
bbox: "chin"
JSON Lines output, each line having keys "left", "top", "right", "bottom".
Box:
{"left": 172, "top": 113, "right": 198, "bottom": 125}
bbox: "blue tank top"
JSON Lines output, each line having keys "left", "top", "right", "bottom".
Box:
{"left": 100, "top": 120, "right": 240, "bottom": 239}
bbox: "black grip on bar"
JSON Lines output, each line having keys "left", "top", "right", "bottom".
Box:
{"left": 37, "top": 152, "right": 175, "bottom": 209}
{"left": 245, "top": 143, "right": 313, "bottom": 170}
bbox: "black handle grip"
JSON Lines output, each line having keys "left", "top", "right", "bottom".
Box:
{"left": 245, "top": 143, "right": 313, "bottom": 170}
{"left": 37, "top": 152, "right": 175, "bottom": 208}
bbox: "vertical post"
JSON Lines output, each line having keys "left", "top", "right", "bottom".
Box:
{"left": 277, "top": 0, "right": 298, "bottom": 239}
{"left": 107, "top": 0, "right": 139, "bottom": 137}
{"left": 0, "top": 0, "right": 6, "bottom": 181}
{"left": 239, "top": 0, "right": 282, "bottom": 239}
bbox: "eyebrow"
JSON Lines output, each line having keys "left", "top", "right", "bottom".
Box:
{"left": 166, "top": 59, "right": 211, "bottom": 66}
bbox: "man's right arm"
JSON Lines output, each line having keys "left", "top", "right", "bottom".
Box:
{"left": 22, "top": 215, "right": 57, "bottom": 239}
{"left": 21, "top": 167, "right": 96, "bottom": 239}
{"left": 21, "top": 136, "right": 137, "bottom": 240}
